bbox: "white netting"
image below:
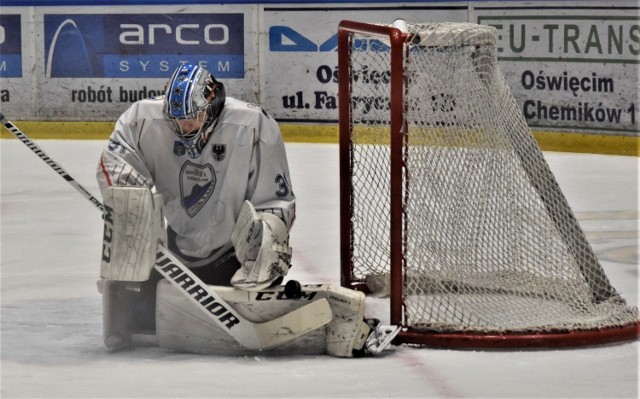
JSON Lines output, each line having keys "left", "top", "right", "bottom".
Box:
{"left": 344, "top": 22, "right": 638, "bottom": 334}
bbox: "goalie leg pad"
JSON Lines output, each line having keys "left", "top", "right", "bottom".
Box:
{"left": 102, "top": 276, "right": 161, "bottom": 351}
{"left": 102, "top": 279, "right": 136, "bottom": 351}
{"left": 151, "top": 281, "right": 393, "bottom": 358}
{"left": 323, "top": 286, "right": 372, "bottom": 357}
{"left": 101, "top": 186, "right": 165, "bottom": 281}
{"left": 155, "top": 280, "right": 327, "bottom": 355}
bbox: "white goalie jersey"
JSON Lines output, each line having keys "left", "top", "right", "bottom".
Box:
{"left": 96, "top": 96, "right": 296, "bottom": 267}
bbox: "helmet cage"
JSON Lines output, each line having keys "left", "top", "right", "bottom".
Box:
{"left": 165, "top": 105, "right": 211, "bottom": 140}
{"left": 163, "top": 65, "right": 217, "bottom": 157}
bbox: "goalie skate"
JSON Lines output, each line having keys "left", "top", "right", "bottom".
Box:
{"left": 357, "top": 319, "right": 401, "bottom": 357}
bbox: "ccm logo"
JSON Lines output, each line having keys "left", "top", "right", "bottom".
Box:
{"left": 101, "top": 205, "right": 114, "bottom": 263}
{"left": 119, "top": 23, "right": 229, "bottom": 45}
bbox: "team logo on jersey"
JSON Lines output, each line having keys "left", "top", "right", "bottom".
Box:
{"left": 212, "top": 144, "right": 226, "bottom": 161}
{"left": 174, "top": 141, "right": 187, "bottom": 156}
{"left": 180, "top": 161, "right": 216, "bottom": 217}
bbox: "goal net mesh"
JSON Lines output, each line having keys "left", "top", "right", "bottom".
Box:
{"left": 345, "top": 22, "right": 638, "bottom": 334}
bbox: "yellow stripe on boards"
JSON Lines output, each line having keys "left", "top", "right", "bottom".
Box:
{"left": 1, "top": 121, "right": 637, "bottom": 156}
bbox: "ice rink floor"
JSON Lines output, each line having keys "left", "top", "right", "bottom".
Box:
{"left": 1, "top": 139, "right": 638, "bottom": 398}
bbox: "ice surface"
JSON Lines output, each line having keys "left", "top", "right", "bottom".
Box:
{"left": 1, "top": 139, "right": 638, "bottom": 398}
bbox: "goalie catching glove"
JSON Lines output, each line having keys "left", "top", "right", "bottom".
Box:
{"left": 231, "top": 200, "right": 292, "bottom": 291}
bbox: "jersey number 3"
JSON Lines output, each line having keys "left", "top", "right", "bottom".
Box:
{"left": 275, "top": 173, "right": 291, "bottom": 198}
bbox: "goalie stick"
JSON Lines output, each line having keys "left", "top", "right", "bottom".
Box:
{"left": 0, "top": 112, "right": 104, "bottom": 212}
{"left": 0, "top": 113, "right": 333, "bottom": 351}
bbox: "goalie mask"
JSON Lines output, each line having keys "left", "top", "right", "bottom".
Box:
{"left": 163, "top": 64, "right": 226, "bottom": 158}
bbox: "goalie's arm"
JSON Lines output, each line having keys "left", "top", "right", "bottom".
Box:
{"left": 245, "top": 108, "right": 296, "bottom": 228}
{"left": 227, "top": 108, "right": 296, "bottom": 291}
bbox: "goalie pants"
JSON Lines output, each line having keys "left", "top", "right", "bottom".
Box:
{"left": 166, "top": 226, "right": 243, "bottom": 285}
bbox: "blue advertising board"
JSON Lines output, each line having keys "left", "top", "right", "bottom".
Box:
{"left": 44, "top": 13, "right": 244, "bottom": 78}
{"left": 0, "top": 14, "right": 22, "bottom": 78}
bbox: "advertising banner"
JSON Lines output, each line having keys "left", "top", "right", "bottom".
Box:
{"left": 262, "top": 4, "right": 468, "bottom": 122}
{"left": 0, "top": 14, "right": 22, "bottom": 78}
{"left": 0, "top": 12, "right": 32, "bottom": 115}
{"left": 473, "top": 7, "right": 639, "bottom": 134}
{"left": 1, "top": 5, "right": 257, "bottom": 120}
{"left": 43, "top": 13, "right": 244, "bottom": 79}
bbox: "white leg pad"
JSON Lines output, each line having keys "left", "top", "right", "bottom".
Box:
{"left": 102, "top": 279, "right": 137, "bottom": 351}
{"left": 324, "top": 286, "right": 370, "bottom": 357}
{"left": 101, "top": 186, "right": 165, "bottom": 281}
{"left": 156, "top": 281, "right": 327, "bottom": 355}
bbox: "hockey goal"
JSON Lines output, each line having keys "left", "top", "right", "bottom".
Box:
{"left": 337, "top": 20, "right": 639, "bottom": 348}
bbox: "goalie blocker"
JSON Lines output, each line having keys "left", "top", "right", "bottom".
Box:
{"left": 100, "top": 186, "right": 399, "bottom": 357}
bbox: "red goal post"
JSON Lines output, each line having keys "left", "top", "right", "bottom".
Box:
{"left": 337, "top": 20, "right": 639, "bottom": 348}
{"left": 338, "top": 20, "right": 407, "bottom": 328}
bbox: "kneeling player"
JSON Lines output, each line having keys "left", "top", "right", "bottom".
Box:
{"left": 95, "top": 64, "right": 398, "bottom": 357}
{"left": 99, "top": 187, "right": 399, "bottom": 357}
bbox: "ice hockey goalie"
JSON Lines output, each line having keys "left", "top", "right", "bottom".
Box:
{"left": 99, "top": 186, "right": 399, "bottom": 358}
